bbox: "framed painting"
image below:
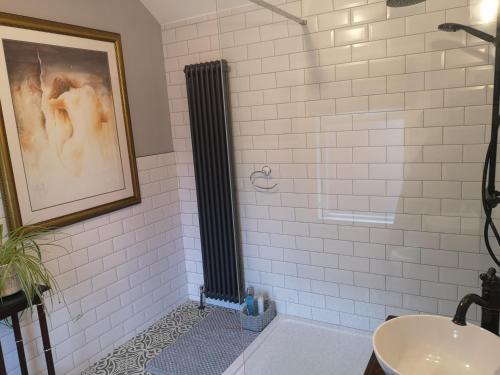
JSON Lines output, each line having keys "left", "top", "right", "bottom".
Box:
{"left": 0, "top": 12, "right": 141, "bottom": 230}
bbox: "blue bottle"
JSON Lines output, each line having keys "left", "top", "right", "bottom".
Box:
{"left": 246, "top": 287, "right": 255, "bottom": 316}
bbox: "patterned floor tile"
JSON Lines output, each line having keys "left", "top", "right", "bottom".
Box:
{"left": 81, "top": 301, "right": 216, "bottom": 375}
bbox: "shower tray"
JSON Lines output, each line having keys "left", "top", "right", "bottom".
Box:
{"left": 225, "top": 314, "right": 373, "bottom": 375}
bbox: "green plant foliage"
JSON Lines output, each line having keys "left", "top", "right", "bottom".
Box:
{"left": 0, "top": 224, "right": 62, "bottom": 309}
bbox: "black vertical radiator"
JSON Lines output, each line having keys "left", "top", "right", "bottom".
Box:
{"left": 184, "top": 60, "right": 243, "bottom": 303}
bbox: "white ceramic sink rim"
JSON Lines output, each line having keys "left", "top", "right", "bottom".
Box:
{"left": 373, "top": 314, "right": 500, "bottom": 375}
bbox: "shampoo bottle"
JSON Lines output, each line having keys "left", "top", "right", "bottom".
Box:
{"left": 246, "top": 287, "right": 255, "bottom": 316}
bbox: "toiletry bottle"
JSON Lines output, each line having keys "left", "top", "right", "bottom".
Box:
{"left": 257, "top": 294, "right": 265, "bottom": 315}
{"left": 246, "top": 287, "right": 255, "bottom": 316}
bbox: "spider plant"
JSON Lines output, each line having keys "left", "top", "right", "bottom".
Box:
{"left": 0, "top": 224, "right": 60, "bottom": 308}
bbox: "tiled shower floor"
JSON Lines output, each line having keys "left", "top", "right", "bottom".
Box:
{"left": 82, "top": 301, "right": 373, "bottom": 375}
{"left": 81, "top": 301, "right": 216, "bottom": 375}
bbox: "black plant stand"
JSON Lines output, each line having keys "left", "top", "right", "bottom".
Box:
{"left": 0, "top": 286, "right": 54, "bottom": 375}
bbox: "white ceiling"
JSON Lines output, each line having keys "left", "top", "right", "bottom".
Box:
{"left": 140, "top": 0, "right": 248, "bottom": 25}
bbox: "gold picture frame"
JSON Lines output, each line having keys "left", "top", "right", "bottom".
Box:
{"left": 0, "top": 12, "right": 141, "bottom": 230}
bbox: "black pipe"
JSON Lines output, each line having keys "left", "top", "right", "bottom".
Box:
{"left": 386, "top": 0, "right": 425, "bottom": 7}
{"left": 480, "top": 7, "right": 500, "bottom": 268}
{"left": 440, "top": 9, "right": 500, "bottom": 269}
{"left": 487, "top": 12, "right": 500, "bottom": 199}
{"left": 199, "top": 285, "right": 205, "bottom": 310}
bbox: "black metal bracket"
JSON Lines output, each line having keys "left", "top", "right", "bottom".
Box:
{"left": 486, "top": 193, "right": 500, "bottom": 209}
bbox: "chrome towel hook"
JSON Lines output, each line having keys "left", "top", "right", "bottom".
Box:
{"left": 250, "top": 166, "right": 278, "bottom": 191}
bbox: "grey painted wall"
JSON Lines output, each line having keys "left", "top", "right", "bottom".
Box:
{"left": 0, "top": 0, "right": 173, "bottom": 156}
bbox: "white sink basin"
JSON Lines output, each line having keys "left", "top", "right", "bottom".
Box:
{"left": 373, "top": 315, "right": 500, "bottom": 375}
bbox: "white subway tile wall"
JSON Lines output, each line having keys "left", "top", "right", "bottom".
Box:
{"left": 0, "top": 153, "right": 187, "bottom": 374}
{"left": 164, "top": 0, "right": 495, "bottom": 331}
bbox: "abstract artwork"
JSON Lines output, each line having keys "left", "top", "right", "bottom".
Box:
{"left": 0, "top": 13, "right": 140, "bottom": 229}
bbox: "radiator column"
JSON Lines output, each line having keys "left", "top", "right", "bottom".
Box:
{"left": 184, "top": 60, "right": 243, "bottom": 303}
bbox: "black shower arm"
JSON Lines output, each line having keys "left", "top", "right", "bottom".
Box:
{"left": 438, "top": 23, "right": 497, "bottom": 45}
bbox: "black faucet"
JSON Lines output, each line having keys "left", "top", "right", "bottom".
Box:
{"left": 453, "top": 268, "right": 500, "bottom": 335}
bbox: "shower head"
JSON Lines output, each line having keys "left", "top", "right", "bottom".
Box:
{"left": 438, "top": 23, "right": 461, "bottom": 32}
{"left": 438, "top": 23, "right": 497, "bottom": 44}
{"left": 386, "top": 0, "right": 425, "bottom": 7}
